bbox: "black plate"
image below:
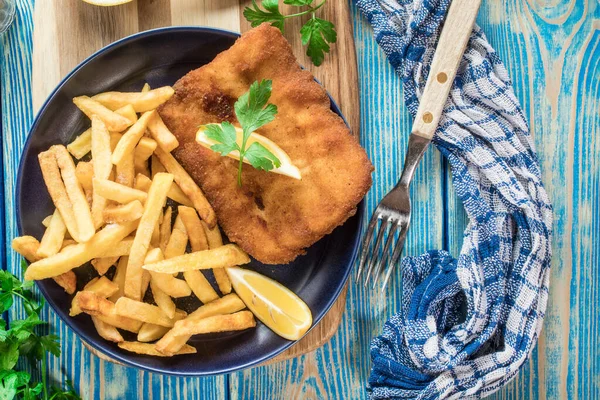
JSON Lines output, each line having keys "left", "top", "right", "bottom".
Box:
{"left": 16, "top": 27, "right": 362, "bottom": 376}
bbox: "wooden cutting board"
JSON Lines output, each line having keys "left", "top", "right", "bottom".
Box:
{"left": 31, "top": 0, "right": 358, "bottom": 365}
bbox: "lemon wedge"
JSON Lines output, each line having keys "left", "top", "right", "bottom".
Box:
{"left": 81, "top": 0, "right": 132, "bottom": 5}
{"left": 196, "top": 125, "right": 301, "bottom": 180}
{"left": 226, "top": 267, "right": 312, "bottom": 341}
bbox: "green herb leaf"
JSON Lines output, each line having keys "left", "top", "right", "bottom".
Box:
{"left": 245, "top": 142, "right": 282, "bottom": 171}
{"left": 205, "top": 80, "right": 281, "bottom": 186}
{"left": 243, "top": 0, "right": 334, "bottom": 66}
{"left": 0, "top": 264, "right": 79, "bottom": 399}
{"left": 0, "top": 340, "right": 21, "bottom": 371}
{"left": 49, "top": 380, "right": 81, "bottom": 400}
{"left": 300, "top": 17, "right": 337, "bottom": 66}
{"left": 283, "top": 0, "right": 314, "bottom": 5}
{"left": 205, "top": 123, "right": 240, "bottom": 156}
{"left": 243, "top": 0, "right": 285, "bottom": 31}
{"left": 235, "top": 80, "right": 278, "bottom": 135}
{"left": 0, "top": 371, "right": 21, "bottom": 400}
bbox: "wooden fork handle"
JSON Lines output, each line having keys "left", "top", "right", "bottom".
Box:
{"left": 411, "top": 0, "right": 482, "bottom": 140}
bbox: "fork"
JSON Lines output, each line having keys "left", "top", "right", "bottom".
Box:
{"left": 356, "top": 0, "right": 482, "bottom": 290}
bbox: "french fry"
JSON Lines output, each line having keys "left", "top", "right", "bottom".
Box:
{"left": 151, "top": 154, "right": 166, "bottom": 178}
{"left": 155, "top": 294, "right": 246, "bottom": 355}
{"left": 85, "top": 276, "right": 119, "bottom": 297}
{"left": 166, "top": 182, "right": 193, "bottom": 206}
{"left": 74, "top": 291, "right": 142, "bottom": 333}
{"left": 52, "top": 271, "right": 77, "bottom": 294}
{"left": 164, "top": 228, "right": 188, "bottom": 259}
{"left": 91, "top": 256, "right": 119, "bottom": 275}
{"left": 142, "top": 244, "right": 250, "bottom": 274}
{"left": 153, "top": 146, "right": 216, "bottom": 227}
{"left": 177, "top": 206, "right": 208, "bottom": 252}
{"left": 53, "top": 145, "right": 95, "bottom": 242}
{"left": 134, "top": 173, "right": 192, "bottom": 206}
{"left": 91, "top": 116, "right": 113, "bottom": 228}
{"left": 151, "top": 220, "right": 160, "bottom": 248}
{"left": 147, "top": 112, "right": 179, "bottom": 152}
{"left": 176, "top": 311, "right": 255, "bottom": 336}
{"left": 144, "top": 248, "right": 191, "bottom": 298}
{"left": 93, "top": 178, "right": 148, "bottom": 204}
{"left": 150, "top": 281, "right": 176, "bottom": 319}
{"left": 12, "top": 236, "right": 42, "bottom": 262}
{"left": 137, "top": 310, "right": 186, "bottom": 342}
{"left": 184, "top": 270, "right": 219, "bottom": 304}
{"left": 115, "top": 150, "right": 135, "bottom": 187}
{"left": 110, "top": 132, "right": 122, "bottom": 152}
{"left": 114, "top": 104, "right": 138, "bottom": 124}
{"left": 24, "top": 221, "right": 138, "bottom": 280}
{"left": 109, "top": 256, "right": 128, "bottom": 302}
{"left": 115, "top": 297, "right": 175, "bottom": 327}
{"left": 37, "top": 209, "right": 66, "bottom": 258}
{"left": 67, "top": 128, "right": 92, "bottom": 159}
{"left": 134, "top": 173, "right": 152, "bottom": 192}
{"left": 196, "top": 220, "right": 232, "bottom": 292}
{"left": 12, "top": 236, "right": 77, "bottom": 293}
{"left": 70, "top": 276, "right": 119, "bottom": 316}
{"left": 201, "top": 220, "right": 223, "bottom": 248}
{"left": 103, "top": 201, "right": 144, "bottom": 224}
{"left": 124, "top": 173, "right": 173, "bottom": 300}
{"left": 159, "top": 207, "right": 172, "bottom": 253}
{"left": 99, "top": 237, "right": 134, "bottom": 257}
{"left": 38, "top": 149, "right": 80, "bottom": 241}
{"left": 118, "top": 341, "right": 196, "bottom": 357}
{"left": 42, "top": 214, "right": 53, "bottom": 228}
{"left": 60, "top": 239, "right": 77, "bottom": 249}
{"left": 141, "top": 83, "right": 151, "bottom": 93}
{"left": 134, "top": 137, "right": 157, "bottom": 167}
{"left": 75, "top": 161, "right": 94, "bottom": 205}
{"left": 173, "top": 214, "right": 186, "bottom": 233}
{"left": 92, "top": 87, "right": 175, "bottom": 112}
{"left": 141, "top": 270, "right": 151, "bottom": 297}
{"left": 73, "top": 96, "right": 132, "bottom": 132}
{"left": 111, "top": 110, "right": 155, "bottom": 166}
{"left": 92, "top": 316, "right": 124, "bottom": 343}
{"left": 135, "top": 159, "right": 150, "bottom": 177}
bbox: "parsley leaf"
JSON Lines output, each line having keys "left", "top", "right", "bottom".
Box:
{"left": 300, "top": 17, "right": 337, "bottom": 66}
{"left": 234, "top": 80, "right": 278, "bottom": 134}
{"left": 283, "top": 0, "right": 314, "bottom": 6}
{"left": 245, "top": 142, "right": 282, "bottom": 171}
{"left": 0, "top": 266, "right": 80, "bottom": 400}
{"left": 206, "top": 80, "right": 281, "bottom": 186}
{"left": 205, "top": 122, "right": 239, "bottom": 156}
{"left": 243, "top": 0, "right": 336, "bottom": 66}
{"left": 243, "top": 0, "right": 285, "bottom": 31}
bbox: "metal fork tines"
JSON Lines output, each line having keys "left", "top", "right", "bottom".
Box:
{"left": 356, "top": 134, "right": 430, "bottom": 291}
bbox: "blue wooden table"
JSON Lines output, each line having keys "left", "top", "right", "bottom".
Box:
{"left": 1, "top": 0, "right": 599, "bottom": 398}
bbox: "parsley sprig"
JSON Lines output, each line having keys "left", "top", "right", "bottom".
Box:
{"left": 0, "top": 262, "right": 81, "bottom": 400}
{"left": 204, "top": 80, "right": 281, "bottom": 186}
{"left": 244, "top": 0, "right": 337, "bottom": 66}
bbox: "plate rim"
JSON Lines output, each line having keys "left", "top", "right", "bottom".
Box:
{"left": 16, "top": 25, "right": 363, "bottom": 376}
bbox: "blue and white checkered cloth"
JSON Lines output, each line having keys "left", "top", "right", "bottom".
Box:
{"left": 355, "top": 0, "right": 553, "bottom": 398}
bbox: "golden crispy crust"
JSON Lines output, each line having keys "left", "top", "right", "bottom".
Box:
{"left": 159, "top": 24, "right": 373, "bottom": 264}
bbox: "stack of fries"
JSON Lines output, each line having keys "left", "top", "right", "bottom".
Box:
{"left": 12, "top": 85, "right": 257, "bottom": 357}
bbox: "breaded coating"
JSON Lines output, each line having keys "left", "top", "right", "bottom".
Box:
{"left": 159, "top": 24, "right": 373, "bottom": 264}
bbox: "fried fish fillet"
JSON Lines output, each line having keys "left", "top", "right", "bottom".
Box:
{"left": 158, "top": 24, "right": 373, "bottom": 264}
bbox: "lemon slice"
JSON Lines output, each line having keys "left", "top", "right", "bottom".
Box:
{"left": 81, "top": 0, "right": 132, "bottom": 5}
{"left": 226, "top": 267, "right": 312, "bottom": 340}
{"left": 196, "top": 125, "right": 301, "bottom": 180}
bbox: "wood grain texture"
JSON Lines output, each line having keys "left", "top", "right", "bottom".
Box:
{"left": 1, "top": 0, "right": 598, "bottom": 399}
